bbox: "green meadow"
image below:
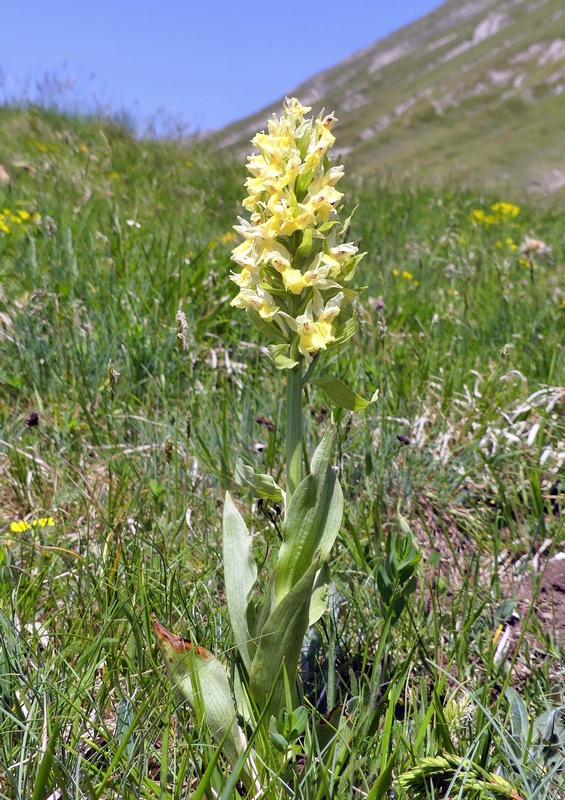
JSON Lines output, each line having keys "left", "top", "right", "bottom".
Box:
{"left": 0, "top": 106, "right": 564, "bottom": 798}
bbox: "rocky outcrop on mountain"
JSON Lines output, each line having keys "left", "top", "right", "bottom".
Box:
{"left": 210, "top": 0, "right": 565, "bottom": 194}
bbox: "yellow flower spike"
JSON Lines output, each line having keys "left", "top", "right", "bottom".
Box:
{"left": 230, "top": 97, "right": 363, "bottom": 366}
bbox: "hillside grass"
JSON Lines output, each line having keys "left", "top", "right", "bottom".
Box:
{"left": 0, "top": 107, "right": 564, "bottom": 799}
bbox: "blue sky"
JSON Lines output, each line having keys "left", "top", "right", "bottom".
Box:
{"left": 1, "top": 1, "right": 443, "bottom": 133}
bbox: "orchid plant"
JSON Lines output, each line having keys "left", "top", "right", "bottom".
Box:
{"left": 153, "top": 98, "right": 381, "bottom": 792}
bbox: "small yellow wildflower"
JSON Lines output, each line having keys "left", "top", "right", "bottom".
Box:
{"left": 401, "top": 270, "right": 413, "bottom": 280}
{"left": 219, "top": 231, "right": 238, "bottom": 245}
{"left": 10, "top": 517, "right": 55, "bottom": 532}
{"left": 470, "top": 209, "right": 492, "bottom": 225}
{"left": 470, "top": 202, "right": 520, "bottom": 226}
{"left": 490, "top": 201, "right": 520, "bottom": 220}
{"left": 0, "top": 207, "right": 40, "bottom": 236}
{"left": 519, "top": 258, "right": 537, "bottom": 270}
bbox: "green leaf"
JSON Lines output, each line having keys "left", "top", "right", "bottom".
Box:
{"left": 295, "top": 228, "right": 313, "bottom": 261}
{"left": 505, "top": 687, "right": 529, "bottom": 756}
{"left": 249, "top": 560, "right": 319, "bottom": 717}
{"left": 269, "top": 726, "right": 289, "bottom": 753}
{"left": 275, "top": 423, "right": 343, "bottom": 605}
{"left": 268, "top": 344, "right": 299, "bottom": 370}
{"left": 309, "top": 377, "right": 378, "bottom": 412}
{"left": 294, "top": 171, "right": 313, "bottom": 198}
{"left": 255, "top": 569, "right": 276, "bottom": 638}
{"left": 153, "top": 621, "right": 244, "bottom": 771}
{"left": 332, "top": 316, "right": 358, "bottom": 346}
{"left": 367, "top": 744, "right": 400, "bottom": 800}
{"left": 31, "top": 718, "right": 60, "bottom": 800}
{"left": 222, "top": 493, "right": 258, "bottom": 670}
{"left": 336, "top": 205, "right": 359, "bottom": 238}
{"left": 246, "top": 307, "right": 287, "bottom": 342}
{"left": 234, "top": 459, "right": 283, "bottom": 502}
{"left": 309, "top": 562, "right": 331, "bottom": 625}
{"left": 317, "top": 220, "right": 339, "bottom": 235}
{"left": 289, "top": 706, "right": 309, "bottom": 739}
{"left": 397, "top": 514, "right": 413, "bottom": 537}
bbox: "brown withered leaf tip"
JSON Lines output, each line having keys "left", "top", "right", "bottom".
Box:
{"left": 153, "top": 619, "right": 211, "bottom": 659}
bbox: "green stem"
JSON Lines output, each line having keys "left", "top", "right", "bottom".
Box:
{"left": 286, "top": 362, "right": 303, "bottom": 501}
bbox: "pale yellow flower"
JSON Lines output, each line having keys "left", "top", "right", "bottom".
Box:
{"left": 282, "top": 291, "right": 345, "bottom": 361}
{"left": 231, "top": 287, "right": 279, "bottom": 320}
{"left": 231, "top": 267, "right": 255, "bottom": 288}
{"left": 282, "top": 268, "right": 310, "bottom": 294}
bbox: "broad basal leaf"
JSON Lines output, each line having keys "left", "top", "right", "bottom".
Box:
{"left": 249, "top": 560, "right": 319, "bottom": 717}
{"left": 153, "top": 621, "right": 243, "bottom": 770}
{"left": 308, "top": 562, "right": 331, "bottom": 626}
{"left": 223, "top": 492, "right": 258, "bottom": 670}
{"left": 275, "top": 423, "right": 343, "bottom": 605}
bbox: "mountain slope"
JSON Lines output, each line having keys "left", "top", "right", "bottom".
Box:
{"left": 210, "top": 0, "right": 565, "bottom": 195}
